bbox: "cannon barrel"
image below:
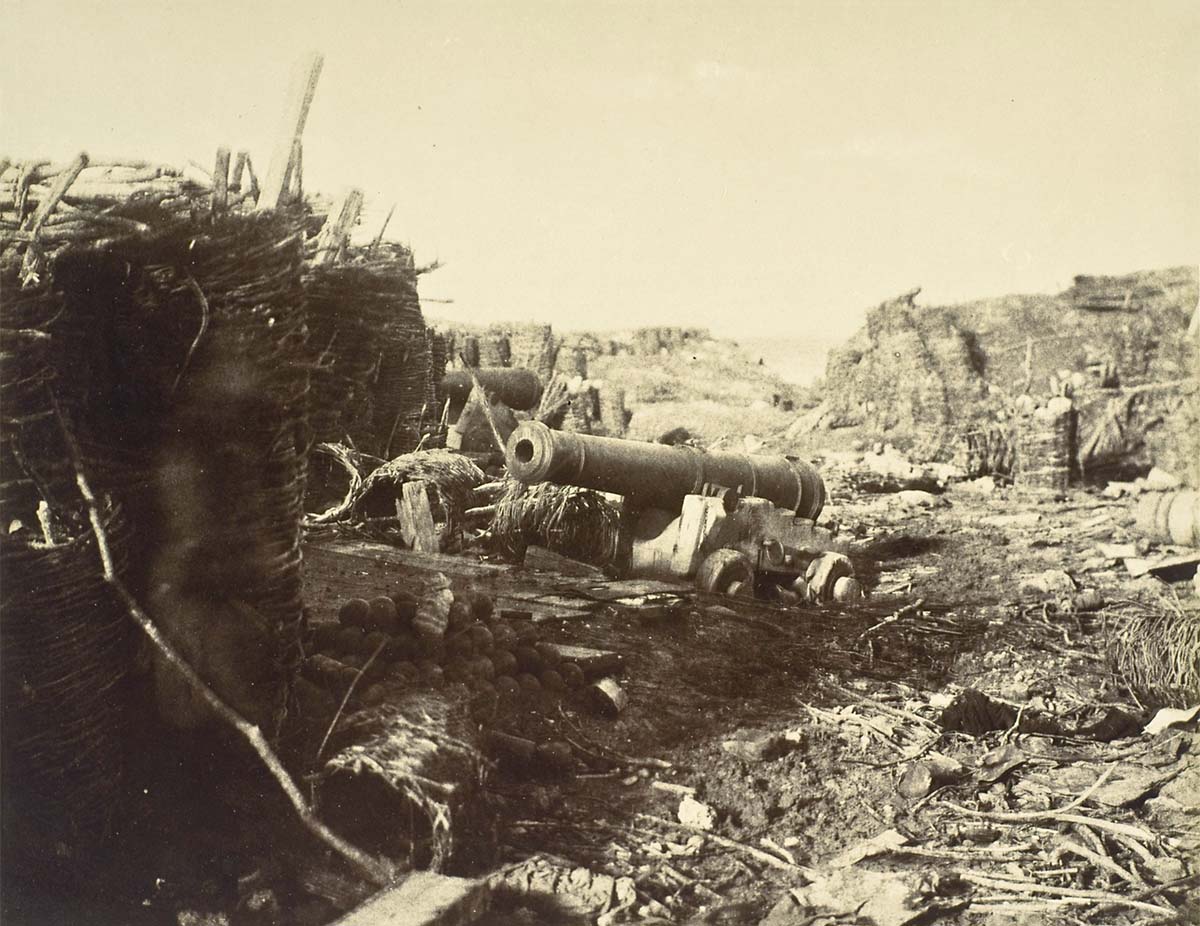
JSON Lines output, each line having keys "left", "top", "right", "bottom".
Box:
{"left": 506, "top": 421, "right": 825, "bottom": 519}
{"left": 440, "top": 367, "right": 543, "bottom": 411}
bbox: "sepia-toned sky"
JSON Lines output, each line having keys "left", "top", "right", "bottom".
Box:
{"left": 3, "top": 0, "right": 1197, "bottom": 341}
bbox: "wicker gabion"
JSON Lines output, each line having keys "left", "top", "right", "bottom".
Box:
{"left": 304, "top": 251, "right": 428, "bottom": 457}
{"left": 1109, "top": 603, "right": 1200, "bottom": 710}
{"left": 0, "top": 503, "right": 138, "bottom": 863}
{"left": 50, "top": 213, "right": 312, "bottom": 734}
{"left": 1012, "top": 396, "right": 1077, "bottom": 494}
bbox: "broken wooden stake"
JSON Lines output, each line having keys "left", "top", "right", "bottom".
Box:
{"left": 257, "top": 51, "right": 324, "bottom": 212}
{"left": 313, "top": 188, "right": 364, "bottom": 265}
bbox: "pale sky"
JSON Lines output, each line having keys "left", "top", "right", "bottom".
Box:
{"left": 3, "top": 0, "right": 1197, "bottom": 340}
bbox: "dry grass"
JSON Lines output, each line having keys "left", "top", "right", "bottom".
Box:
{"left": 491, "top": 479, "right": 621, "bottom": 566}
{"left": 321, "top": 692, "right": 483, "bottom": 870}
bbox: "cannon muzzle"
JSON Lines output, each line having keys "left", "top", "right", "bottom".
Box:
{"left": 506, "top": 421, "right": 824, "bottom": 519}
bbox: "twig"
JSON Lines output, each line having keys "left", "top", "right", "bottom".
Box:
{"left": 316, "top": 638, "right": 388, "bottom": 761}
{"left": 637, "top": 813, "right": 818, "bottom": 879}
{"left": 940, "top": 763, "right": 1117, "bottom": 821}
{"left": 1057, "top": 838, "right": 1145, "bottom": 888}
{"left": 856, "top": 598, "right": 924, "bottom": 642}
{"left": 759, "top": 836, "right": 796, "bottom": 866}
{"left": 173, "top": 275, "right": 210, "bottom": 393}
{"left": 887, "top": 843, "right": 1034, "bottom": 863}
{"left": 958, "top": 871, "right": 1177, "bottom": 917}
{"left": 55, "top": 402, "right": 393, "bottom": 887}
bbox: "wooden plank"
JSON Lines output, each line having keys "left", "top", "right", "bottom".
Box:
{"left": 331, "top": 871, "right": 490, "bottom": 926}
{"left": 522, "top": 545, "right": 606, "bottom": 579}
{"left": 308, "top": 538, "right": 513, "bottom": 578}
{"left": 399, "top": 480, "right": 439, "bottom": 553}
{"left": 543, "top": 643, "right": 625, "bottom": 679}
{"left": 256, "top": 52, "right": 324, "bottom": 212}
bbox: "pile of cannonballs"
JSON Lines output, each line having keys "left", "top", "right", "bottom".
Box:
{"left": 301, "top": 579, "right": 586, "bottom": 727}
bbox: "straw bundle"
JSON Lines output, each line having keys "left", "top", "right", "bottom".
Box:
{"left": 352, "top": 449, "right": 485, "bottom": 532}
{"left": 320, "top": 692, "right": 484, "bottom": 869}
{"left": 533, "top": 374, "right": 572, "bottom": 429}
{"left": 1108, "top": 602, "right": 1200, "bottom": 709}
{"left": 491, "top": 479, "right": 621, "bottom": 566}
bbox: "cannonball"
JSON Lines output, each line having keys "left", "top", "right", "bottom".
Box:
{"left": 336, "top": 625, "right": 367, "bottom": 656}
{"left": 514, "top": 621, "right": 539, "bottom": 643}
{"left": 468, "top": 625, "right": 494, "bottom": 652}
{"left": 470, "top": 682, "right": 498, "bottom": 722}
{"left": 444, "top": 660, "right": 473, "bottom": 684}
{"left": 534, "top": 642, "right": 561, "bottom": 667}
{"left": 362, "top": 630, "right": 390, "bottom": 656}
{"left": 491, "top": 649, "right": 518, "bottom": 677}
{"left": 365, "top": 596, "right": 400, "bottom": 632}
{"left": 384, "top": 631, "right": 418, "bottom": 661}
{"left": 310, "top": 622, "right": 341, "bottom": 653}
{"left": 361, "top": 684, "right": 388, "bottom": 707}
{"left": 389, "top": 661, "right": 420, "bottom": 686}
{"left": 472, "top": 655, "right": 496, "bottom": 682}
{"left": 416, "top": 635, "right": 445, "bottom": 662}
{"left": 515, "top": 646, "right": 543, "bottom": 674}
{"left": 447, "top": 598, "right": 473, "bottom": 630}
{"left": 492, "top": 624, "right": 519, "bottom": 650}
{"left": 516, "top": 672, "right": 541, "bottom": 696}
{"left": 389, "top": 588, "right": 419, "bottom": 624}
{"left": 422, "top": 664, "right": 445, "bottom": 688}
{"left": 540, "top": 669, "right": 566, "bottom": 693}
{"left": 470, "top": 592, "right": 495, "bottom": 621}
{"left": 447, "top": 632, "right": 474, "bottom": 662}
{"left": 495, "top": 675, "right": 520, "bottom": 702}
{"left": 338, "top": 598, "right": 371, "bottom": 628}
{"left": 559, "top": 662, "right": 585, "bottom": 689}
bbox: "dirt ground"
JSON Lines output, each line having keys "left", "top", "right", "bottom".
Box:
{"left": 4, "top": 448, "right": 1194, "bottom": 926}
{"left": 293, "top": 471, "right": 1198, "bottom": 925}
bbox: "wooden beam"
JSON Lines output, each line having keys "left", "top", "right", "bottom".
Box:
{"left": 288, "top": 139, "right": 303, "bottom": 203}
{"left": 211, "top": 147, "right": 230, "bottom": 213}
{"left": 256, "top": 52, "right": 324, "bottom": 212}
{"left": 230, "top": 150, "right": 248, "bottom": 191}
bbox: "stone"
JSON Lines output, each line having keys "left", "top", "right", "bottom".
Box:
{"left": 720, "top": 732, "right": 794, "bottom": 762}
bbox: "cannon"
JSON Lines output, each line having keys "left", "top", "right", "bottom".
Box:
{"left": 505, "top": 422, "right": 859, "bottom": 604}
{"left": 440, "top": 367, "right": 543, "bottom": 413}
